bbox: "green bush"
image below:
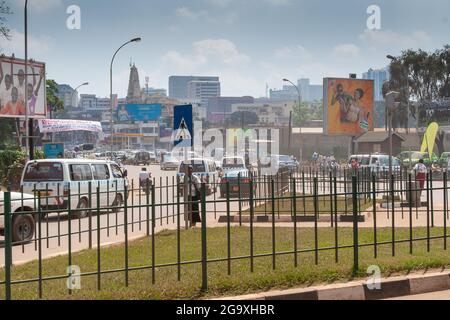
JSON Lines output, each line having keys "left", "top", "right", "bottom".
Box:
{"left": 0, "top": 149, "right": 44, "bottom": 190}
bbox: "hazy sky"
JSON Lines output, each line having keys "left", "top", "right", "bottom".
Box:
{"left": 1, "top": 0, "right": 449, "bottom": 98}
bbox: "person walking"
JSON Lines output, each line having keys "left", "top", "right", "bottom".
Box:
{"left": 413, "top": 159, "right": 427, "bottom": 190}
{"left": 139, "top": 167, "right": 151, "bottom": 193}
{"left": 185, "top": 165, "right": 202, "bottom": 227}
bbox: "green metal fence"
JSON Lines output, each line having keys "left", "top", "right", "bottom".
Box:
{"left": 1, "top": 167, "right": 449, "bottom": 299}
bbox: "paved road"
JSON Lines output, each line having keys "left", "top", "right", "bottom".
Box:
{"left": 1, "top": 166, "right": 450, "bottom": 266}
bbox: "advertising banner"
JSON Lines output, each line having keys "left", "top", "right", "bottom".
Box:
{"left": 324, "top": 78, "right": 374, "bottom": 135}
{"left": 38, "top": 119, "right": 103, "bottom": 133}
{"left": 116, "top": 104, "right": 162, "bottom": 123}
{"left": 0, "top": 56, "right": 46, "bottom": 119}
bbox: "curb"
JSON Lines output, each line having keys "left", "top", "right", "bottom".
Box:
{"left": 214, "top": 271, "right": 450, "bottom": 301}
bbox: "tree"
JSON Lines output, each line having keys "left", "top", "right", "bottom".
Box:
{"left": 385, "top": 45, "right": 450, "bottom": 131}
{"left": 0, "top": 1, "right": 11, "bottom": 40}
{"left": 46, "top": 80, "right": 64, "bottom": 117}
{"left": 293, "top": 100, "right": 323, "bottom": 126}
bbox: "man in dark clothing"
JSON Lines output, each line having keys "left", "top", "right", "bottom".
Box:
{"left": 185, "top": 165, "right": 202, "bottom": 226}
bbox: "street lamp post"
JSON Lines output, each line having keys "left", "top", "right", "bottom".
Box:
{"left": 283, "top": 78, "right": 302, "bottom": 152}
{"left": 109, "top": 38, "right": 142, "bottom": 157}
{"left": 24, "top": 0, "right": 30, "bottom": 160}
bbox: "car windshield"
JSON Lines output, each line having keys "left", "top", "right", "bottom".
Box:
{"left": 23, "top": 162, "right": 64, "bottom": 182}
{"left": 278, "top": 155, "right": 292, "bottom": 162}
{"left": 180, "top": 162, "right": 206, "bottom": 173}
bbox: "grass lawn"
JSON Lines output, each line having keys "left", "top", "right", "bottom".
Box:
{"left": 241, "top": 193, "right": 373, "bottom": 216}
{"left": 1, "top": 226, "right": 450, "bottom": 300}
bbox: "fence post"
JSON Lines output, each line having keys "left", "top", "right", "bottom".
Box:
{"left": 4, "top": 191, "right": 12, "bottom": 300}
{"left": 200, "top": 183, "right": 208, "bottom": 292}
{"left": 352, "top": 176, "right": 359, "bottom": 274}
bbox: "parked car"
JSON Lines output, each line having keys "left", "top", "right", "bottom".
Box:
{"left": 397, "top": 151, "right": 439, "bottom": 168}
{"left": 160, "top": 153, "right": 180, "bottom": 171}
{"left": 348, "top": 155, "right": 371, "bottom": 169}
{"left": 133, "top": 151, "right": 152, "bottom": 166}
{"left": 21, "top": 159, "right": 128, "bottom": 219}
{"left": 439, "top": 152, "right": 450, "bottom": 168}
{"left": 0, "top": 191, "right": 36, "bottom": 243}
{"left": 177, "top": 158, "right": 218, "bottom": 196}
{"left": 271, "top": 155, "right": 300, "bottom": 172}
{"left": 368, "top": 155, "right": 402, "bottom": 177}
{"left": 219, "top": 156, "right": 255, "bottom": 198}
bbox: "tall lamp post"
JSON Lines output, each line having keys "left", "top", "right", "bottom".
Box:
{"left": 24, "top": 0, "right": 30, "bottom": 160}
{"left": 109, "top": 37, "right": 142, "bottom": 156}
{"left": 283, "top": 78, "right": 302, "bottom": 152}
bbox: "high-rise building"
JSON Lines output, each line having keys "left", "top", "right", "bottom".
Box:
{"left": 57, "top": 84, "right": 78, "bottom": 108}
{"left": 309, "top": 85, "right": 323, "bottom": 102}
{"left": 362, "top": 68, "right": 390, "bottom": 101}
{"left": 169, "top": 76, "right": 220, "bottom": 99}
{"left": 187, "top": 80, "right": 221, "bottom": 106}
{"left": 298, "top": 79, "right": 310, "bottom": 102}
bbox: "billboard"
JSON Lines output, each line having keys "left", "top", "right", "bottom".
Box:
{"left": 116, "top": 104, "right": 162, "bottom": 123}
{"left": 0, "top": 56, "right": 46, "bottom": 119}
{"left": 323, "top": 78, "right": 374, "bottom": 135}
{"left": 173, "top": 105, "right": 193, "bottom": 148}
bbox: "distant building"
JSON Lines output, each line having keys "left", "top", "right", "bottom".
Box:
{"left": 187, "top": 80, "right": 221, "bottom": 106}
{"left": 269, "top": 86, "right": 298, "bottom": 101}
{"left": 207, "top": 96, "right": 255, "bottom": 124}
{"left": 57, "top": 84, "right": 78, "bottom": 108}
{"left": 309, "top": 85, "right": 323, "bottom": 102}
{"left": 270, "top": 79, "right": 323, "bottom": 102}
{"left": 362, "top": 68, "right": 390, "bottom": 101}
{"left": 127, "top": 64, "right": 142, "bottom": 104}
{"left": 142, "top": 87, "right": 167, "bottom": 97}
{"left": 169, "top": 76, "right": 219, "bottom": 99}
{"left": 79, "top": 94, "right": 119, "bottom": 112}
{"left": 231, "top": 101, "right": 296, "bottom": 126}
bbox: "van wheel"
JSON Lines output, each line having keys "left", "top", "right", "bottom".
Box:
{"left": 112, "top": 194, "right": 123, "bottom": 213}
{"left": 12, "top": 214, "right": 35, "bottom": 243}
{"left": 74, "top": 198, "right": 89, "bottom": 219}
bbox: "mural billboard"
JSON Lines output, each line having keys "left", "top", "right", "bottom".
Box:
{"left": 323, "top": 78, "right": 374, "bottom": 135}
{"left": 116, "top": 104, "right": 162, "bottom": 123}
{"left": 0, "top": 56, "right": 46, "bottom": 118}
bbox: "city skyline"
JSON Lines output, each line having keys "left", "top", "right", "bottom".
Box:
{"left": 0, "top": 0, "right": 448, "bottom": 99}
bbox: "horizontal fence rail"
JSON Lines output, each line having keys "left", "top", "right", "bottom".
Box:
{"left": 1, "top": 166, "right": 449, "bottom": 299}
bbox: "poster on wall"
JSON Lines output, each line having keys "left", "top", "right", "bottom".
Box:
{"left": 323, "top": 78, "right": 374, "bottom": 135}
{"left": 0, "top": 56, "right": 46, "bottom": 119}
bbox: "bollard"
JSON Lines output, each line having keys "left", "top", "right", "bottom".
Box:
{"left": 4, "top": 192, "right": 12, "bottom": 300}
{"left": 200, "top": 183, "right": 208, "bottom": 292}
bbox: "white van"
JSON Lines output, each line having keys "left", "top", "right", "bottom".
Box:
{"left": 21, "top": 159, "right": 128, "bottom": 218}
{"left": 177, "top": 158, "right": 218, "bottom": 195}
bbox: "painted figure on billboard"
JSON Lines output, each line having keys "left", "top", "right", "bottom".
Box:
{"left": 325, "top": 78, "right": 374, "bottom": 135}
{"left": 0, "top": 56, "right": 46, "bottom": 118}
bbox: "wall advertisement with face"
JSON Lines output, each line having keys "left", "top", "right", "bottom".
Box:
{"left": 0, "top": 56, "right": 46, "bottom": 119}
{"left": 323, "top": 78, "right": 374, "bottom": 135}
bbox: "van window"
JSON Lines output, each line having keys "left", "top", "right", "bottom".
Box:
{"left": 180, "top": 161, "right": 206, "bottom": 173}
{"left": 92, "top": 164, "right": 110, "bottom": 180}
{"left": 23, "top": 162, "right": 64, "bottom": 182}
{"left": 111, "top": 164, "right": 124, "bottom": 178}
{"left": 70, "top": 164, "right": 93, "bottom": 181}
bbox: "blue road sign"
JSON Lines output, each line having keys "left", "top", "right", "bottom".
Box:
{"left": 44, "top": 143, "right": 64, "bottom": 159}
{"left": 173, "top": 105, "right": 193, "bottom": 147}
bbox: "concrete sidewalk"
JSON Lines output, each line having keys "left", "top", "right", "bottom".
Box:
{"left": 215, "top": 269, "right": 450, "bottom": 300}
